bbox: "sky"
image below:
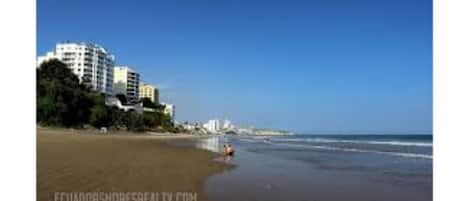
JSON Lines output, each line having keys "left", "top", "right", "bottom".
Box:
{"left": 37, "top": 0, "right": 433, "bottom": 134}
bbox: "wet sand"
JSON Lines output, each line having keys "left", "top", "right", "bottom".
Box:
{"left": 37, "top": 128, "right": 230, "bottom": 201}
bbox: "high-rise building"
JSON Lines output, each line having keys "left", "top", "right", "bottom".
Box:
{"left": 162, "top": 103, "right": 175, "bottom": 122}
{"left": 139, "top": 83, "right": 159, "bottom": 104}
{"left": 203, "top": 119, "right": 220, "bottom": 133}
{"left": 222, "top": 120, "right": 234, "bottom": 130}
{"left": 113, "top": 66, "right": 140, "bottom": 102}
{"left": 37, "top": 42, "right": 115, "bottom": 95}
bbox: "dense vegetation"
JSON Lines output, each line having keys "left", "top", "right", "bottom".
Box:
{"left": 37, "top": 59, "right": 179, "bottom": 132}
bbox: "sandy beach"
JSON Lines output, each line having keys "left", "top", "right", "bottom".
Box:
{"left": 37, "top": 128, "right": 432, "bottom": 201}
{"left": 37, "top": 128, "right": 230, "bottom": 201}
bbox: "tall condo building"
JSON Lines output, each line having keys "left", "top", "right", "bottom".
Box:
{"left": 139, "top": 83, "right": 159, "bottom": 104}
{"left": 37, "top": 42, "right": 115, "bottom": 95}
{"left": 113, "top": 66, "right": 140, "bottom": 102}
{"left": 203, "top": 119, "right": 220, "bottom": 133}
{"left": 222, "top": 120, "right": 234, "bottom": 130}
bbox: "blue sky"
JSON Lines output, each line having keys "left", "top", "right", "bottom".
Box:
{"left": 37, "top": 0, "right": 432, "bottom": 134}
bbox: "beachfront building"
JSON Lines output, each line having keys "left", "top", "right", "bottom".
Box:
{"left": 203, "top": 119, "right": 220, "bottom": 133}
{"left": 182, "top": 122, "right": 196, "bottom": 131}
{"left": 162, "top": 103, "right": 175, "bottom": 122}
{"left": 113, "top": 66, "right": 140, "bottom": 102}
{"left": 37, "top": 41, "right": 115, "bottom": 95}
{"left": 222, "top": 120, "right": 235, "bottom": 130}
{"left": 105, "top": 97, "right": 144, "bottom": 114}
{"left": 237, "top": 127, "right": 255, "bottom": 135}
{"left": 139, "top": 83, "right": 159, "bottom": 104}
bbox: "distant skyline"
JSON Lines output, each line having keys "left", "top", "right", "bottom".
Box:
{"left": 37, "top": 0, "right": 432, "bottom": 134}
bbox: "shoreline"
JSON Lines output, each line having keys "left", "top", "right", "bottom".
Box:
{"left": 37, "top": 127, "right": 231, "bottom": 201}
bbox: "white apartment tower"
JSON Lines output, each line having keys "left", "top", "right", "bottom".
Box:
{"left": 113, "top": 66, "right": 140, "bottom": 102}
{"left": 37, "top": 42, "right": 115, "bottom": 95}
{"left": 203, "top": 119, "right": 220, "bottom": 133}
{"left": 222, "top": 120, "right": 234, "bottom": 130}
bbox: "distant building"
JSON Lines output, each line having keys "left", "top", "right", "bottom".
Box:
{"left": 203, "top": 119, "right": 220, "bottom": 133}
{"left": 222, "top": 120, "right": 234, "bottom": 130}
{"left": 139, "top": 83, "right": 159, "bottom": 104}
{"left": 37, "top": 41, "right": 115, "bottom": 95}
{"left": 161, "top": 103, "right": 175, "bottom": 122}
{"left": 113, "top": 66, "right": 140, "bottom": 102}
{"left": 182, "top": 122, "right": 196, "bottom": 131}
{"left": 105, "top": 97, "right": 144, "bottom": 114}
{"left": 237, "top": 127, "right": 254, "bottom": 135}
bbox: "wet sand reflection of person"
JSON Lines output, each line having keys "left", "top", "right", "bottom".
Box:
{"left": 222, "top": 143, "right": 234, "bottom": 162}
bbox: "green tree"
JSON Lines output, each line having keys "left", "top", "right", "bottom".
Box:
{"left": 124, "top": 111, "right": 145, "bottom": 132}
{"left": 89, "top": 104, "right": 111, "bottom": 128}
{"left": 143, "top": 111, "right": 157, "bottom": 129}
{"left": 141, "top": 97, "right": 157, "bottom": 108}
{"left": 37, "top": 59, "right": 93, "bottom": 127}
{"left": 37, "top": 59, "right": 178, "bottom": 133}
{"left": 109, "top": 106, "right": 126, "bottom": 128}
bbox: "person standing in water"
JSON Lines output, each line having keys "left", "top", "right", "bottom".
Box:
{"left": 221, "top": 143, "right": 234, "bottom": 162}
{"left": 222, "top": 144, "right": 228, "bottom": 155}
{"left": 226, "top": 144, "right": 234, "bottom": 156}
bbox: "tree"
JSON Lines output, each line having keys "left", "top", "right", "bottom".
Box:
{"left": 124, "top": 111, "right": 145, "bottom": 132}
{"left": 115, "top": 94, "right": 128, "bottom": 105}
{"left": 141, "top": 97, "right": 157, "bottom": 108}
{"left": 143, "top": 111, "right": 157, "bottom": 129}
{"left": 158, "top": 112, "right": 174, "bottom": 131}
{"left": 109, "top": 106, "right": 126, "bottom": 128}
{"left": 37, "top": 59, "right": 93, "bottom": 127}
{"left": 89, "top": 103, "right": 111, "bottom": 128}
{"left": 37, "top": 59, "right": 178, "bottom": 133}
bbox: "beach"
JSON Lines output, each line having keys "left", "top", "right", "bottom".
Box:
{"left": 37, "top": 128, "right": 230, "bottom": 201}
{"left": 37, "top": 128, "right": 432, "bottom": 201}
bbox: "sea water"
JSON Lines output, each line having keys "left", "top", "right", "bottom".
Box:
{"left": 203, "top": 134, "right": 432, "bottom": 201}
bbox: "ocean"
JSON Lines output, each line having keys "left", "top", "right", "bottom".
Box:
{"left": 195, "top": 134, "right": 433, "bottom": 201}
{"left": 240, "top": 134, "right": 432, "bottom": 158}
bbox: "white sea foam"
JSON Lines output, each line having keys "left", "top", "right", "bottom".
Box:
{"left": 265, "top": 141, "right": 433, "bottom": 160}
{"left": 271, "top": 138, "right": 432, "bottom": 147}
{"left": 239, "top": 138, "right": 259, "bottom": 143}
